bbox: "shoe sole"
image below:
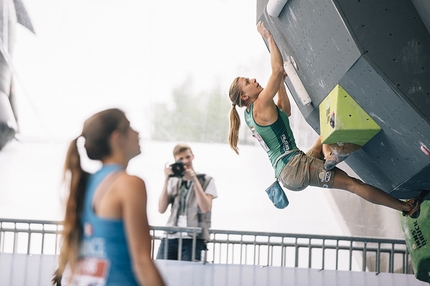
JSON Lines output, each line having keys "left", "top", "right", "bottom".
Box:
{"left": 404, "top": 190, "right": 430, "bottom": 219}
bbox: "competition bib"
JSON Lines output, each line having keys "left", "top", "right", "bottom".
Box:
{"left": 250, "top": 126, "right": 269, "bottom": 151}
{"left": 70, "top": 258, "right": 110, "bottom": 286}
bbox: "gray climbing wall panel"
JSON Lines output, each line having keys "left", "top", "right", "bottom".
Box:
{"left": 334, "top": 0, "right": 430, "bottom": 123}
{"left": 338, "top": 56, "right": 430, "bottom": 196}
{"left": 257, "top": 0, "right": 430, "bottom": 198}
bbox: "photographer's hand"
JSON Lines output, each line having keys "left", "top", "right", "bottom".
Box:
{"left": 184, "top": 166, "right": 213, "bottom": 214}
{"left": 164, "top": 163, "right": 173, "bottom": 180}
{"left": 158, "top": 163, "right": 173, "bottom": 214}
{"left": 183, "top": 167, "right": 197, "bottom": 181}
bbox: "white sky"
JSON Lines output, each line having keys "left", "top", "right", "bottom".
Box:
{"left": 13, "top": 0, "right": 270, "bottom": 141}
{"left": 2, "top": 0, "right": 357, "bottom": 236}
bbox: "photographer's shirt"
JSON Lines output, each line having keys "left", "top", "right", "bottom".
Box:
{"left": 166, "top": 176, "right": 217, "bottom": 239}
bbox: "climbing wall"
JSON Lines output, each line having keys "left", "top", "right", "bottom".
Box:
{"left": 256, "top": 0, "right": 430, "bottom": 198}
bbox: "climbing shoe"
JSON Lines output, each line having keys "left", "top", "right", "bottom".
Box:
{"left": 403, "top": 190, "right": 430, "bottom": 219}
{"left": 324, "top": 153, "right": 348, "bottom": 171}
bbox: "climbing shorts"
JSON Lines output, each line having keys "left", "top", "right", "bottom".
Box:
{"left": 279, "top": 150, "right": 335, "bottom": 191}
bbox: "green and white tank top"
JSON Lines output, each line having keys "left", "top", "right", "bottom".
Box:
{"left": 244, "top": 103, "right": 299, "bottom": 177}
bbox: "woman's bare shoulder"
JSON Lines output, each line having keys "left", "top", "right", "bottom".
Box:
{"left": 114, "top": 172, "right": 146, "bottom": 194}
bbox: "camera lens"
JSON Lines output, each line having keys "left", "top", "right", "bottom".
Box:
{"left": 169, "top": 161, "right": 185, "bottom": 177}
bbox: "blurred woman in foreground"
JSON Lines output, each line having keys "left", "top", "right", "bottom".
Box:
{"left": 53, "top": 108, "right": 165, "bottom": 285}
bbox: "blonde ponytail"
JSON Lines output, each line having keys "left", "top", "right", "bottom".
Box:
{"left": 228, "top": 77, "right": 244, "bottom": 154}
{"left": 228, "top": 105, "right": 241, "bottom": 154}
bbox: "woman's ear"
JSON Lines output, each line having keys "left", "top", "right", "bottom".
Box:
{"left": 111, "top": 130, "right": 120, "bottom": 140}
{"left": 109, "top": 130, "right": 121, "bottom": 149}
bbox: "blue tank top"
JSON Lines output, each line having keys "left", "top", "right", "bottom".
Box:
{"left": 244, "top": 103, "right": 299, "bottom": 177}
{"left": 78, "top": 164, "right": 139, "bottom": 285}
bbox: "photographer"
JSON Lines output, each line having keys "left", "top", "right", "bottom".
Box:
{"left": 157, "top": 144, "right": 217, "bottom": 261}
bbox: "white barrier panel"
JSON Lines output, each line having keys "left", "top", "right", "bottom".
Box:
{"left": 0, "top": 254, "right": 57, "bottom": 286}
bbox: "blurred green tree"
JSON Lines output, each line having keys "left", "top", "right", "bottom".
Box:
{"left": 151, "top": 78, "right": 230, "bottom": 143}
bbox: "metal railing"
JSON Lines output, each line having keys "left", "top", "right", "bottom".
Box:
{"left": 0, "top": 218, "right": 411, "bottom": 274}
{"left": 150, "top": 226, "right": 202, "bottom": 261}
{"left": 0, "top": 219, "right": 62, "bottom": 255}
{"left": 206, "top": 229, "right": 411, "bottom": 274}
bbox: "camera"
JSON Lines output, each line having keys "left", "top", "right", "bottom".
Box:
{"left": 169, "top": 160, "right": 185, "bottom": 177}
